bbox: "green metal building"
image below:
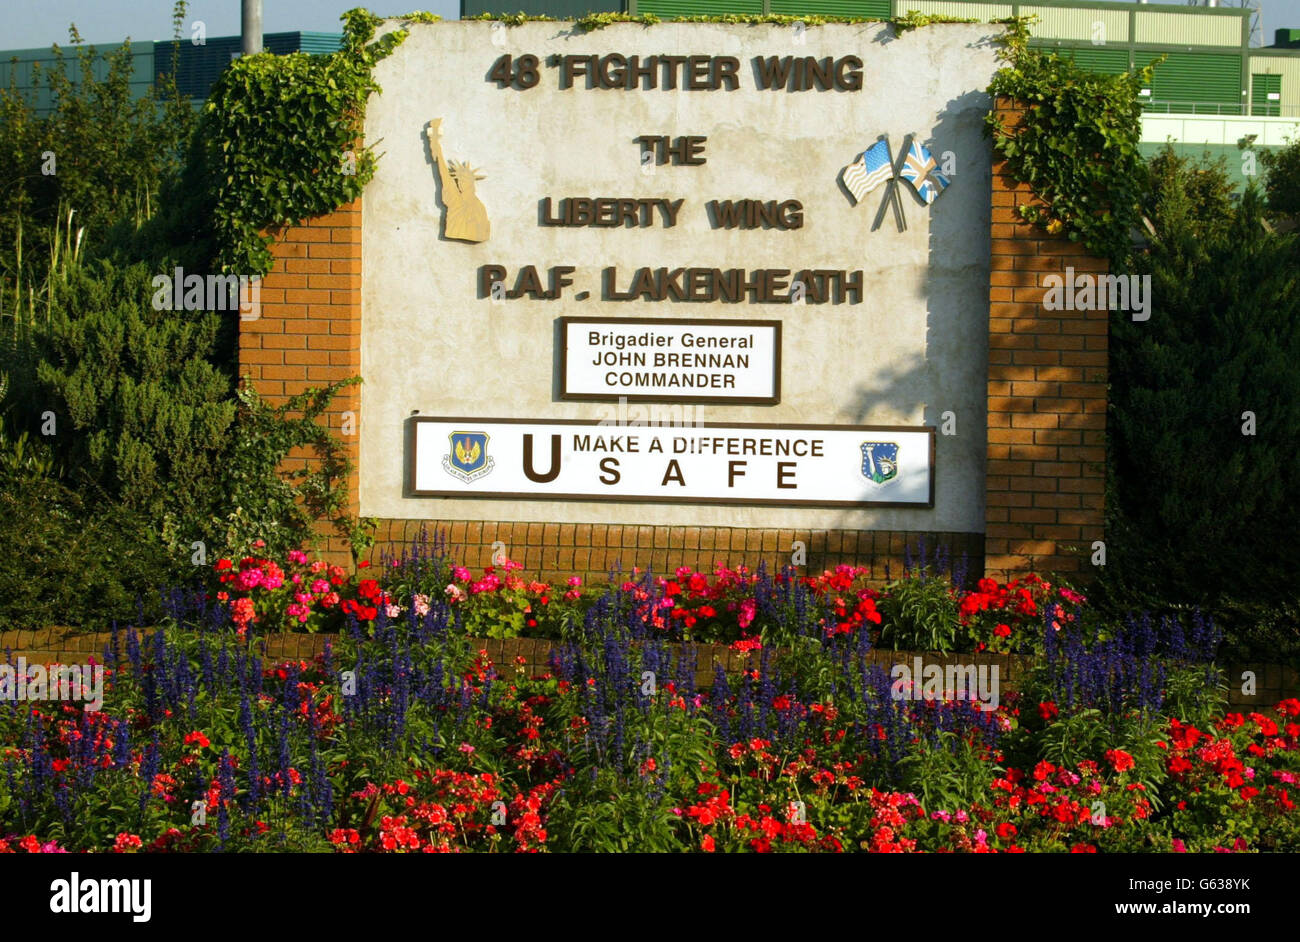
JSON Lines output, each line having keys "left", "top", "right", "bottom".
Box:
{"left": 0, "top": 31, "right": 343, "bottom": 114}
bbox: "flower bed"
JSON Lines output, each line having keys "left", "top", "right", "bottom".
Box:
{"left": 2, "top": 544, "right": 1297, "bottom": 853}
{"left": 207, "top": 537, "right": 1080, "bottom": 657}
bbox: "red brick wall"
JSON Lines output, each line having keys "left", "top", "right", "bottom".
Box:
{"left": 368, "top": 519, "right": 982, "bottom": 585}
{"left": 239, "top": 200, "right": 363, "bottom": 565}
{"left": 985, "top": 98, "right": 1108, "bottom": 582}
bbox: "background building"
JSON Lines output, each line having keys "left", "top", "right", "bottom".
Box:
{"left": 0, "top": 32, "right": 343, "bottom": 113}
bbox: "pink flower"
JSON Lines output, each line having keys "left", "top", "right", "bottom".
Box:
{"left": 567, "top": 576, "right": 582, "bottom": 587}
{"left": 385, "top": 604, "right": 402, "bottom": 619}
{"left": 452, "top": 566, "right": 471, "bottom": 581}
{"left": 458, "top": 743, "right": 475, "bottom": 754}
{"left": 413, "top": 594, "right": 430, "bottom": 617}
{"left": 261, "top": 563, "right": 284, "bottom": 590}
{"left": 737, "top": 598, "right": 757, "bottom": 630}
{"left": 234, "top": 569, "right": 264, "bottom": 591}
{"left": 445, "top": 584, "right": 467, "bottom": 604}
{"left": 287, "top": 550, "right": 308, "bottom": 565}
{"left": 1171, "top": 839, "right": 1187, "bottom": 853}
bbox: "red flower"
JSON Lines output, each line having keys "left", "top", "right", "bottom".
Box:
{"left": 1037, "top": 701, "right": 1059, "bottom": 722}
{"left": 701, "top": 835, "right": 716, "bottom": 853}
{"left": 1105, "top": 749, "right": 1135, "bottom": 773}
{"left": 993, "top": 623, "right": 1011, "bottom": 638}
{"left": 111, "top": 833, "right": 143, "bottom": 853}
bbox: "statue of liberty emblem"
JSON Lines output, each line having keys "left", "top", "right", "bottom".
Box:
{"left": 426, "top": 118, "right": 489, "bottom": 243}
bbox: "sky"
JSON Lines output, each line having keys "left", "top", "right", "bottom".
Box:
{"left": 0, "top": 0, "right": 1297, "bottom": 50}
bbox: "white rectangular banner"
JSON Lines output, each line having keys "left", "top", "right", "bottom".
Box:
{"left": 559, "top": 317, "right": 780, "bottom": 404}
{"left": 410, "top": 418, "right": 934, "bottom": 507}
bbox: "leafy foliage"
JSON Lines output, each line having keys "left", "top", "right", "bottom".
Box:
{"left": 218, "top": 379, "right": 373, "bottom": 563}
{"left": 27, "top": 260, "right": 235, "bottom": 525}
{"left": 876, "top": 569, "right": 962, "bottom": 653}
{"left": 191, "top": 8, "right": 409, "bottom": 275}
{"left": 465, "top": 10, "right": 986, "bottom": 31}
{"left": 1100, "top": 154, "right": 1300, "bottom": 659}
{"left": 0, "top": 19, "right": 193, "bottom": 306}
{"left": 0, "top": 465, "right": 184, "bottom": 629}
{"left": 1261, "top": 135, "right": 1300, "bottom": 221}
{"left": 986, "top": 33, "right": 1154, "bottom": 264}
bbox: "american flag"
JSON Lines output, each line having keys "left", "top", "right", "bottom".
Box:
{"left": 899, "top": 141, "right": 950, "bottom": 205}
{"left": 842, "top": 140, "right": 893, "bottom": 204}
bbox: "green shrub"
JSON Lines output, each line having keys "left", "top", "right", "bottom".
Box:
{"left": 1101, "top": 152, "right": 1300, "bottom": 662}
{"left": 876, "top": 569, "right": 962, "bottom": 652}
{"left": 23, "top": 258, "right": 235, "bottom": 533}
{"left": 0, "top": 466, "right": 184, "bottom": 629}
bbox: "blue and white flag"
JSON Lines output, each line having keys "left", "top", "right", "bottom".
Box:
{"left": 899, "top": 141, "right": 950, "bottom": 205}
{"left": 842, "top": 140, "right": 894, "bottom": 204}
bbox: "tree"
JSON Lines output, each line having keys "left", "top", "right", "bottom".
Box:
{"left": 1261, "top": 136, "right": 1300, "bottom": 222}
{"left": 1103, "top": 151, "right": 1300, "bottom": 660}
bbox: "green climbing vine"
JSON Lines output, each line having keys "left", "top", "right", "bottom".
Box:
{"left": 985, "top": 19, "right": 1159, "bottom": 263}
{"left": 467, "top": 10, "right": 981, "bottom": 33}
{"left": 196, "top": 8, "right": 419, "bottom": 276}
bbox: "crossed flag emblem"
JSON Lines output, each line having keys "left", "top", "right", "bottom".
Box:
{"left": 841, "top": 134, "right": 950, "bottom": 232}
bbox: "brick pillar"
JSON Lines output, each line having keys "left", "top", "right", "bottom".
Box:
{"left": 237, "top": 199, "right": 362, "bottom": 565}
{"left": 985, "top": 98, "right": 1108, "bottom": 582}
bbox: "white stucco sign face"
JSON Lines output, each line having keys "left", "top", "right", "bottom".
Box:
{"left": 362, "top": 21, "right": 999, "bottom": 531}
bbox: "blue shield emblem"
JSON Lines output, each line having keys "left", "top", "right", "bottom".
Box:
{"left": 442, "top": 431, "right": 495, "bottom": 483}
{"left": 861, "top": 442, "right": 899, "bottom": 486}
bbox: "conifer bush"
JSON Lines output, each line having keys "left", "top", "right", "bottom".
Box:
{"left": 1103, "top": 153, "right": 1300, "bottom": 661}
